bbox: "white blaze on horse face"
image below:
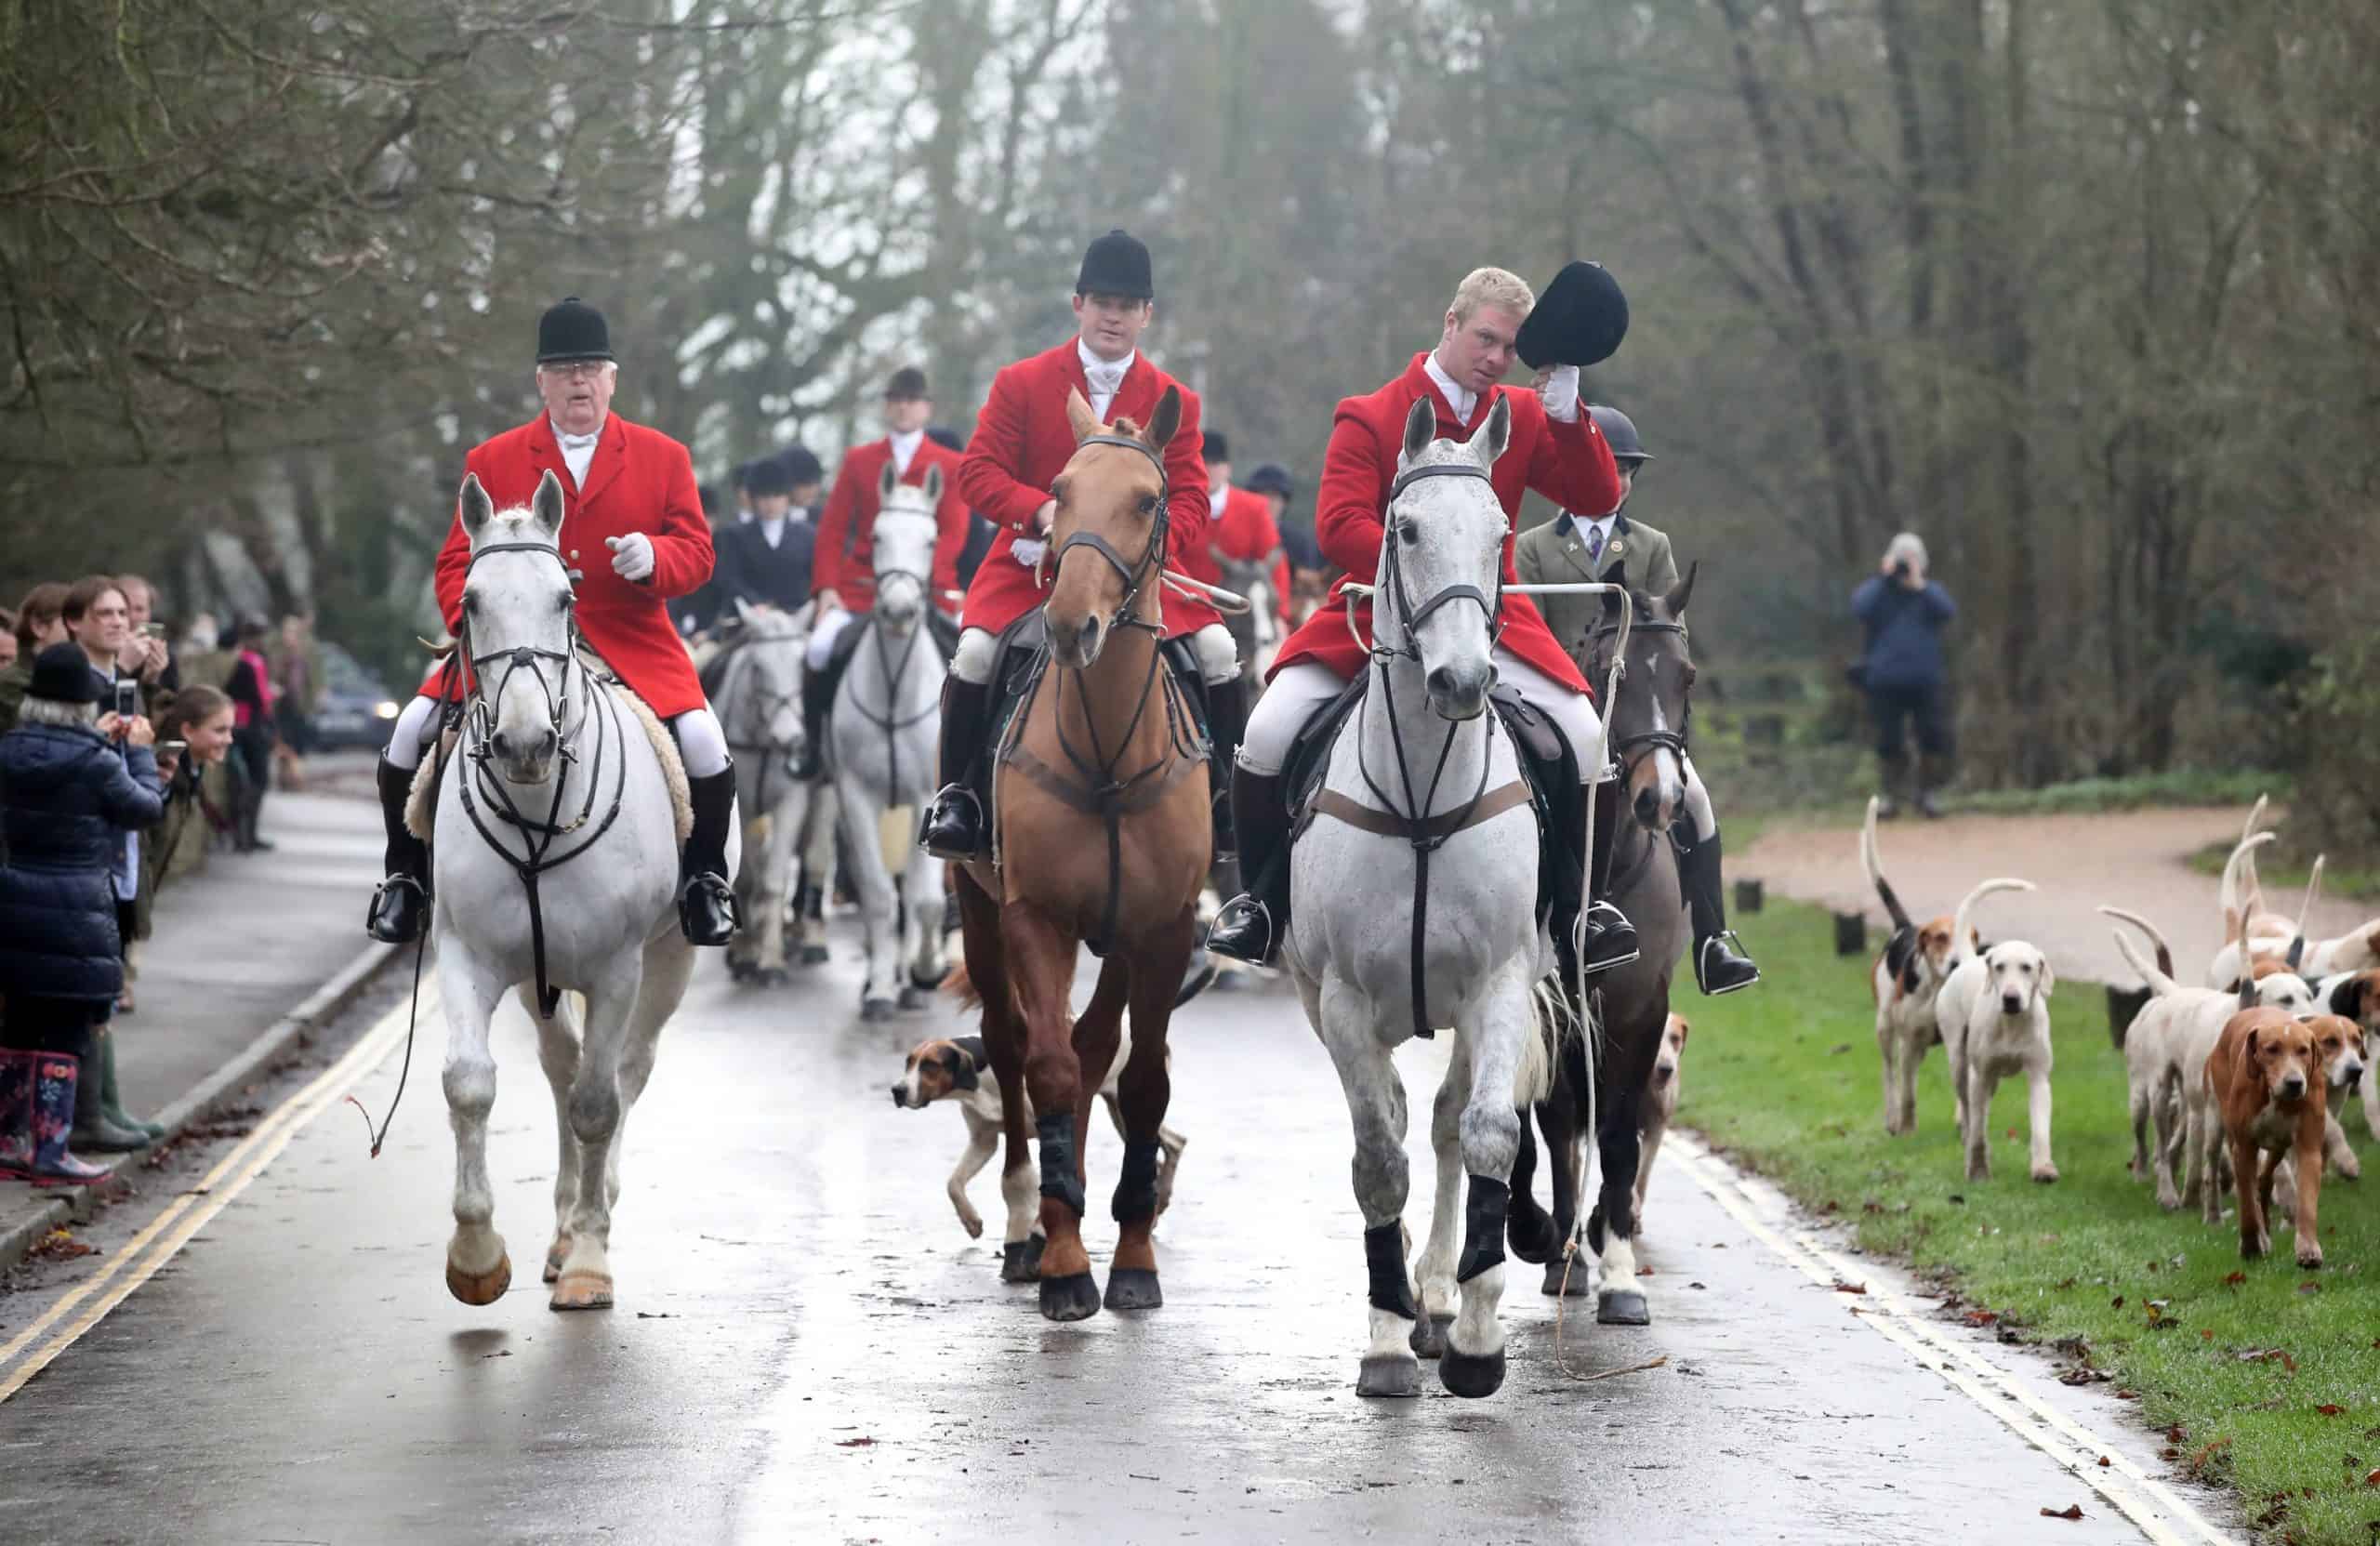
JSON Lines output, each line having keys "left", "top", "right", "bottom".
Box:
{"left": 870, "top": 503, "right": 939, "bottom": 628}
{"left": 466, "top": 505, "right": 575, "bottom": 786}
{"left": 1646, "top": 687, "right": 1684, "bottom": 819}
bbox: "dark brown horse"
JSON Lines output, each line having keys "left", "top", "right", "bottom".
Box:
{"left": 1508, "top": 566, "right": 1698, "bottom": 1325}
{"left": 951, "top": 386, "right": 1212, "bottom": 1322}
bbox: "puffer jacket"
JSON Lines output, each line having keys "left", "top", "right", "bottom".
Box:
{"left": 0, "top": 723, "right": 165, "bottom": 1004}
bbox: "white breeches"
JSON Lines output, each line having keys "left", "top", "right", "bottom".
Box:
{"left": 385, "top": 694, "right": 730, "bottom": 779}
{"left": 1680, "top": 752, "right": 1716, "bottom": 841}
{"left": 1240, "top": 651, "right": 1605, "bottom": 783}
{"left": 386, "top": 695, "right": 442, "bottom": 771}
{"left": 807, "top": 607, "right": 854, "bottom": 671}
{"left": 952, "top": 622, "right": 1240, "bottom": 687}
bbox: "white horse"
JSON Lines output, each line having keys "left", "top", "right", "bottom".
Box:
{"left": 1287, "top": 396, "right": 1562, "bottom": 1401}
{"left": 712, "top": 600, "right": 815, "bottom": 985}
{"left": 432, "top": 470, "right": 735, "bottom": 1312}
{"left": 827, "top": 464, "right": 952, "bottom": 1018}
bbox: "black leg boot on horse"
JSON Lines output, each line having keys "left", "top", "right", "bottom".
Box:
{"left": 678, "top": 762, "right": 741, "bottom": 945}
{"left": 366, "top": 753, "right": 431, "bottom": 945}
{"left": 1677, "top": 827, "right": 1759, "bottom": 995}
{"left": 919, "top": 677, "right": 994, "bottom": 861}
{"left": 1202, "top": 765, "right": 1290, "bottom": 965}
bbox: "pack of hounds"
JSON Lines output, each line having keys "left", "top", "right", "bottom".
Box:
{"left": 1867, "top": 794, "right": 2380, "bottom": 1272}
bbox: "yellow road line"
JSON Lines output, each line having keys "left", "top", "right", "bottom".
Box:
{"left": 1668, "top": 1132, "right": 2232, "bottom": 1546}
{"left": 0, "top": 990, "right": 430, "bottom": 1404}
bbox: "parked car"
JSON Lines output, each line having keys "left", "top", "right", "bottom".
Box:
{"left": 311, "top": 641, "right": 403, "bottom": 751}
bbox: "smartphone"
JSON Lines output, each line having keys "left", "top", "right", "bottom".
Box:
{"left": 140, "top": 621, "right": 167, "bottom": 639}
{"left": 159, "top": 740, "right": 188, "bottom": 758}
{"left": 113, "top": 680, "right": 139, "bottom": 718}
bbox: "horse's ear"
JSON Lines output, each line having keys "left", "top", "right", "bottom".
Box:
{"left": 1401, "top": 397, "right": 1435, "bottom": 464}
{"left": 922, "top": 463, "right": 945, "bottom": 506}
{"left": 1474, "top": 393, "right": 1513, "bottom": 468}
{"left": 734, "top": 596, "right": 758, "bottom": 629}
{"left": 1665, "top": 560, "right": 1698, "bottom": 621}
{"left": 530, "top": 469, "right": 566, "bottom": 537}
{"left": 1146, "top": 385, "right": 1183, "bottom": 451}
{"left": 458, "top": 473, "right": 495, "bottom": 540}
{"left": 879, "top": 459, "right": 899, "bottom": 504}
{"left": 1065, "top": 386, "right": 1102, "bottom": 443}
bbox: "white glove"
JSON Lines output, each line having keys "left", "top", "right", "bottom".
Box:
{"left": 606, "top": 532, "right": 655, "bottom": 583}
{"left": 1012, "top": 537, "right": 1049, "bottom": 568}
{"left": 1537, "top": 363, "right": 1581, "bottom": 423}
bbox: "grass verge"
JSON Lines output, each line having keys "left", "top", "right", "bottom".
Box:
{"left": 1682, "top": 900, "right": 2380, "bottom": 1545}
{"left": 2185, "top": 842, "right": 2380, "bottom": 907}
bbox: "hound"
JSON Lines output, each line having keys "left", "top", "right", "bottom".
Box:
{"left": 1865, "top": 797, "right": 1968, "bottom": 1135}
{"left": 1633, "top": 1014, "right": 1690, "bottom": 1223}
{"left": 2311, "top": 970, "right": 2380, "bottom": 1141}
{"left": 1935, "top": 879, "right": 2056, "bottom": 1183}
{"left": 890, "top": 1033, "right": 1186, "bottom": 1246}
{"left": 2106, "top": 905, "right": 2316, "bottom": 1212}
{"left": 2205, "top": 1008, "right": 2350, "bottom": 1268}
{"left": 2211, "top": 825, "right": 2380, "bottom": 985}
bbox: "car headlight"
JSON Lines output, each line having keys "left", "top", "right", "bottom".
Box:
{"left": 374, "top": 700, "right": 400, "bottom": 720}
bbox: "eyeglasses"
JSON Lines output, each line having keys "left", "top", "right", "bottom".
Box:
{"left": 541, "top": 361, "right": 610, "bottom": 381}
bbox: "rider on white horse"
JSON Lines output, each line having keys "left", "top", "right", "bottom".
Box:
{"left": 366, "top": 297, "right": 741, "bottom": 948}
{"left": 1514, "top": 403, "right": 1759, "bottom": 995}
{"left": 1206, "top": 265, "right": 1638, "bottom": 977}
{"left": 800, "top": 364, "right": 971, "bottom": 772}
{"left": 919, "top": 229, "right": 1246, "bottom": 864}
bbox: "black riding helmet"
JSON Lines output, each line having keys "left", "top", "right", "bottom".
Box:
{"left": 1587, "top": 405, "right": 1653, "bottom": 468}
{"left": 1244, "top": 462, "right": 1296, "bottom": 500}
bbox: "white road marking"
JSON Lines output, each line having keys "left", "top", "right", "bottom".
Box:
{"left": 1667, "top": 1130, "right": 2235, "bottom": 1546}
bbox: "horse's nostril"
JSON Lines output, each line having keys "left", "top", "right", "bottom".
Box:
{"left": 1426, "top": 666, "right": 1457, "bottom": 699}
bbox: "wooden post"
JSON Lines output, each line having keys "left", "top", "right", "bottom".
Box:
{"left": 1733, "top": 878, "right": 1764, "bottom": 914}
{"left": 1833, "top": 910, "right": 1868, "bottom": 957}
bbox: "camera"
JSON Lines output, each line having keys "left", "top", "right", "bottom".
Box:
{"left": 1891, "top": 560, "right": 1911, "bottom": 579}
{"left": 113, "top": 680, "right": 139, "bottom": 719}
{"left": 140, "top": 621, "right": 167, "bottom": 639}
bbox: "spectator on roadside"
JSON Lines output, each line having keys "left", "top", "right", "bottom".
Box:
{"left": 0, "top": 611, "right": 14, "bottom": 674}
{"left": 147, "top": 685, "right": 238, "bottom": 888}
{"left": 272, "top": 614, "right": 324, "bottom": 758}
{"left": 222, "top": 618, "right": 279, "bottom": 852}
{"left": 115, "top": 574, "right": 178, "bottom": 697}
{"left": 61, "top": 575, "right": 154, "bottom": 1014}
{"left": 1851, "top": 532, "right": 1957, "bottom": 820}
{"left": 0, "top": 642, "right": 166, "bottom": 1179}
{"left": 1, "top": 583, "right": 72, "bottom": 735}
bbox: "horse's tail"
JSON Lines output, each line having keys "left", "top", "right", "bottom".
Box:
{"left": 1513, "top": 976, "right": 1573, "bottom": 1109}
{"left": 941, "top": 957, "right": 983, "bottom": 1011}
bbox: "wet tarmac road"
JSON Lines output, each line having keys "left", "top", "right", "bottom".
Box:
{"left": 0, "top": 930, "right": 2238, "bottom": 1545}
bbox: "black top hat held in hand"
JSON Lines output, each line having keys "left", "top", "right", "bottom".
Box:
{"left": 1514, "top": 261, "right": 1630, "bottom": 370}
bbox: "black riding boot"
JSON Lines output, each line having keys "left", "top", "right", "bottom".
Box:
{"left": 1204, "top": 678, "right": 1250, "bottom": 865}
{"left": 1567, "top": 781, "right": 1638, "bottom": 976}
{"left": 678, "top": 764, "right": 741, "bottom": 946}
{"left": 1203, "top": 768, "right": 1290, "bottom": 965}
{"left": 920, "top": 677, "right": 994, "bottom": 860}
{"left": 1679, "top": 828, "right": 1759, "bottom": 995}
{"left": 365, "top": 753, "right": 431, "bottom": 945}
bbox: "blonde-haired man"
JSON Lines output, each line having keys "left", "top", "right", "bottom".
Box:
{"left": 1205, "top": 267, "right": 1637, "bottom": 980}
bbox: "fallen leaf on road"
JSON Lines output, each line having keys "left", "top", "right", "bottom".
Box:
{"left": 1833, "top": 1280, "right": 1868, "bottom": 1295}
{"left": 1963, "top": 1310, "right": 1999, "bottom": 1327}
{"left": 836, "top": 1437, "right": 879, "bottom": 1448}
{"left": 2039, "top": 1503, "right": 2083, "bottom": 1520}
{"left": 2096, "top": 1456, "right": 2110, "bottom": 1467}
{"left": 1635, "top": 1264, "right": 1655, "bottom": 1276}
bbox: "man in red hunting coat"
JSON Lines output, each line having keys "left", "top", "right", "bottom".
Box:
{"left": 799, "top": 365, "right": 972, "bottom": 771}
{"left": 1201, "top": 430, "right": 1292, "bottom": 630}
{"left": 919, "top": 229, "right": 1246, "bottom": 863}
{"left": 365, "top": 297, "right": 741, "bottom": 949}
{"left": 1204, "top": 266, "right": 1639, "bottom": 976}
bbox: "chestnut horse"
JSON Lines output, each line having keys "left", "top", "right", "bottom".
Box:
{"left": 951, "top": 386, "right": 1211, "bottom": 1322}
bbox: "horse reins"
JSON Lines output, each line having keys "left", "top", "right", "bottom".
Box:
{"left": 453, "top": 539, "right": 630, "bottom": 1023}
{"left": 1003, "top": 432, "right": 1206, "bottom": 956}
{"left": 1582, "top": 617, "right": 1692, "bottom": 911}
{"left": 1318, "top": 457, "right": 1528, "bottom": 1044}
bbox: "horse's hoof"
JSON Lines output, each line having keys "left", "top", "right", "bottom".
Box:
{"left": 1408, "top": 1312, "right": 1454, "bottom": 1360}
{"left": 899, "top": 984, "right": 929, "bottom": 1011}
{"left": 549, "top": 1271, "right": 615, "bottom": 1312}
{"left": 909, "top": 962, "right": 944, "bottom": 991}
{"left": 1542, "top": 1259, "right": 1592, "bottom": 1298}
{"left": 861, "top": 997, "right": 896, "bottom": 1023}
{"left": 1439, "top": 1344, "right": 1508, "bottom": 1399}
{"left": 1596, "top": 1288, "right": 1650, "bottom": 1326}
{"left": 758, "top": 968, "right": 789, "bottom": 988}
{"left": 800, "top": 945, "right": 830, "bottom": 966}
{"left": 1038, "top": 1271, "right": 1103, "bottom": 1323}
{"left": 542, "top": 1238, "right": 570, "bottom": 1284}
{"left": 1356, "top": 1354, "right": 1421, "bottom": 1398}
{"left": 1103, "top": 1267, "right": 1162, "bottom": 1312}
{"left": 445, "top": 1253, "right": 512, "bottom": 1306}
{"left": 1000, "top": 1238, "right": 1041, "bottom": 1283}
